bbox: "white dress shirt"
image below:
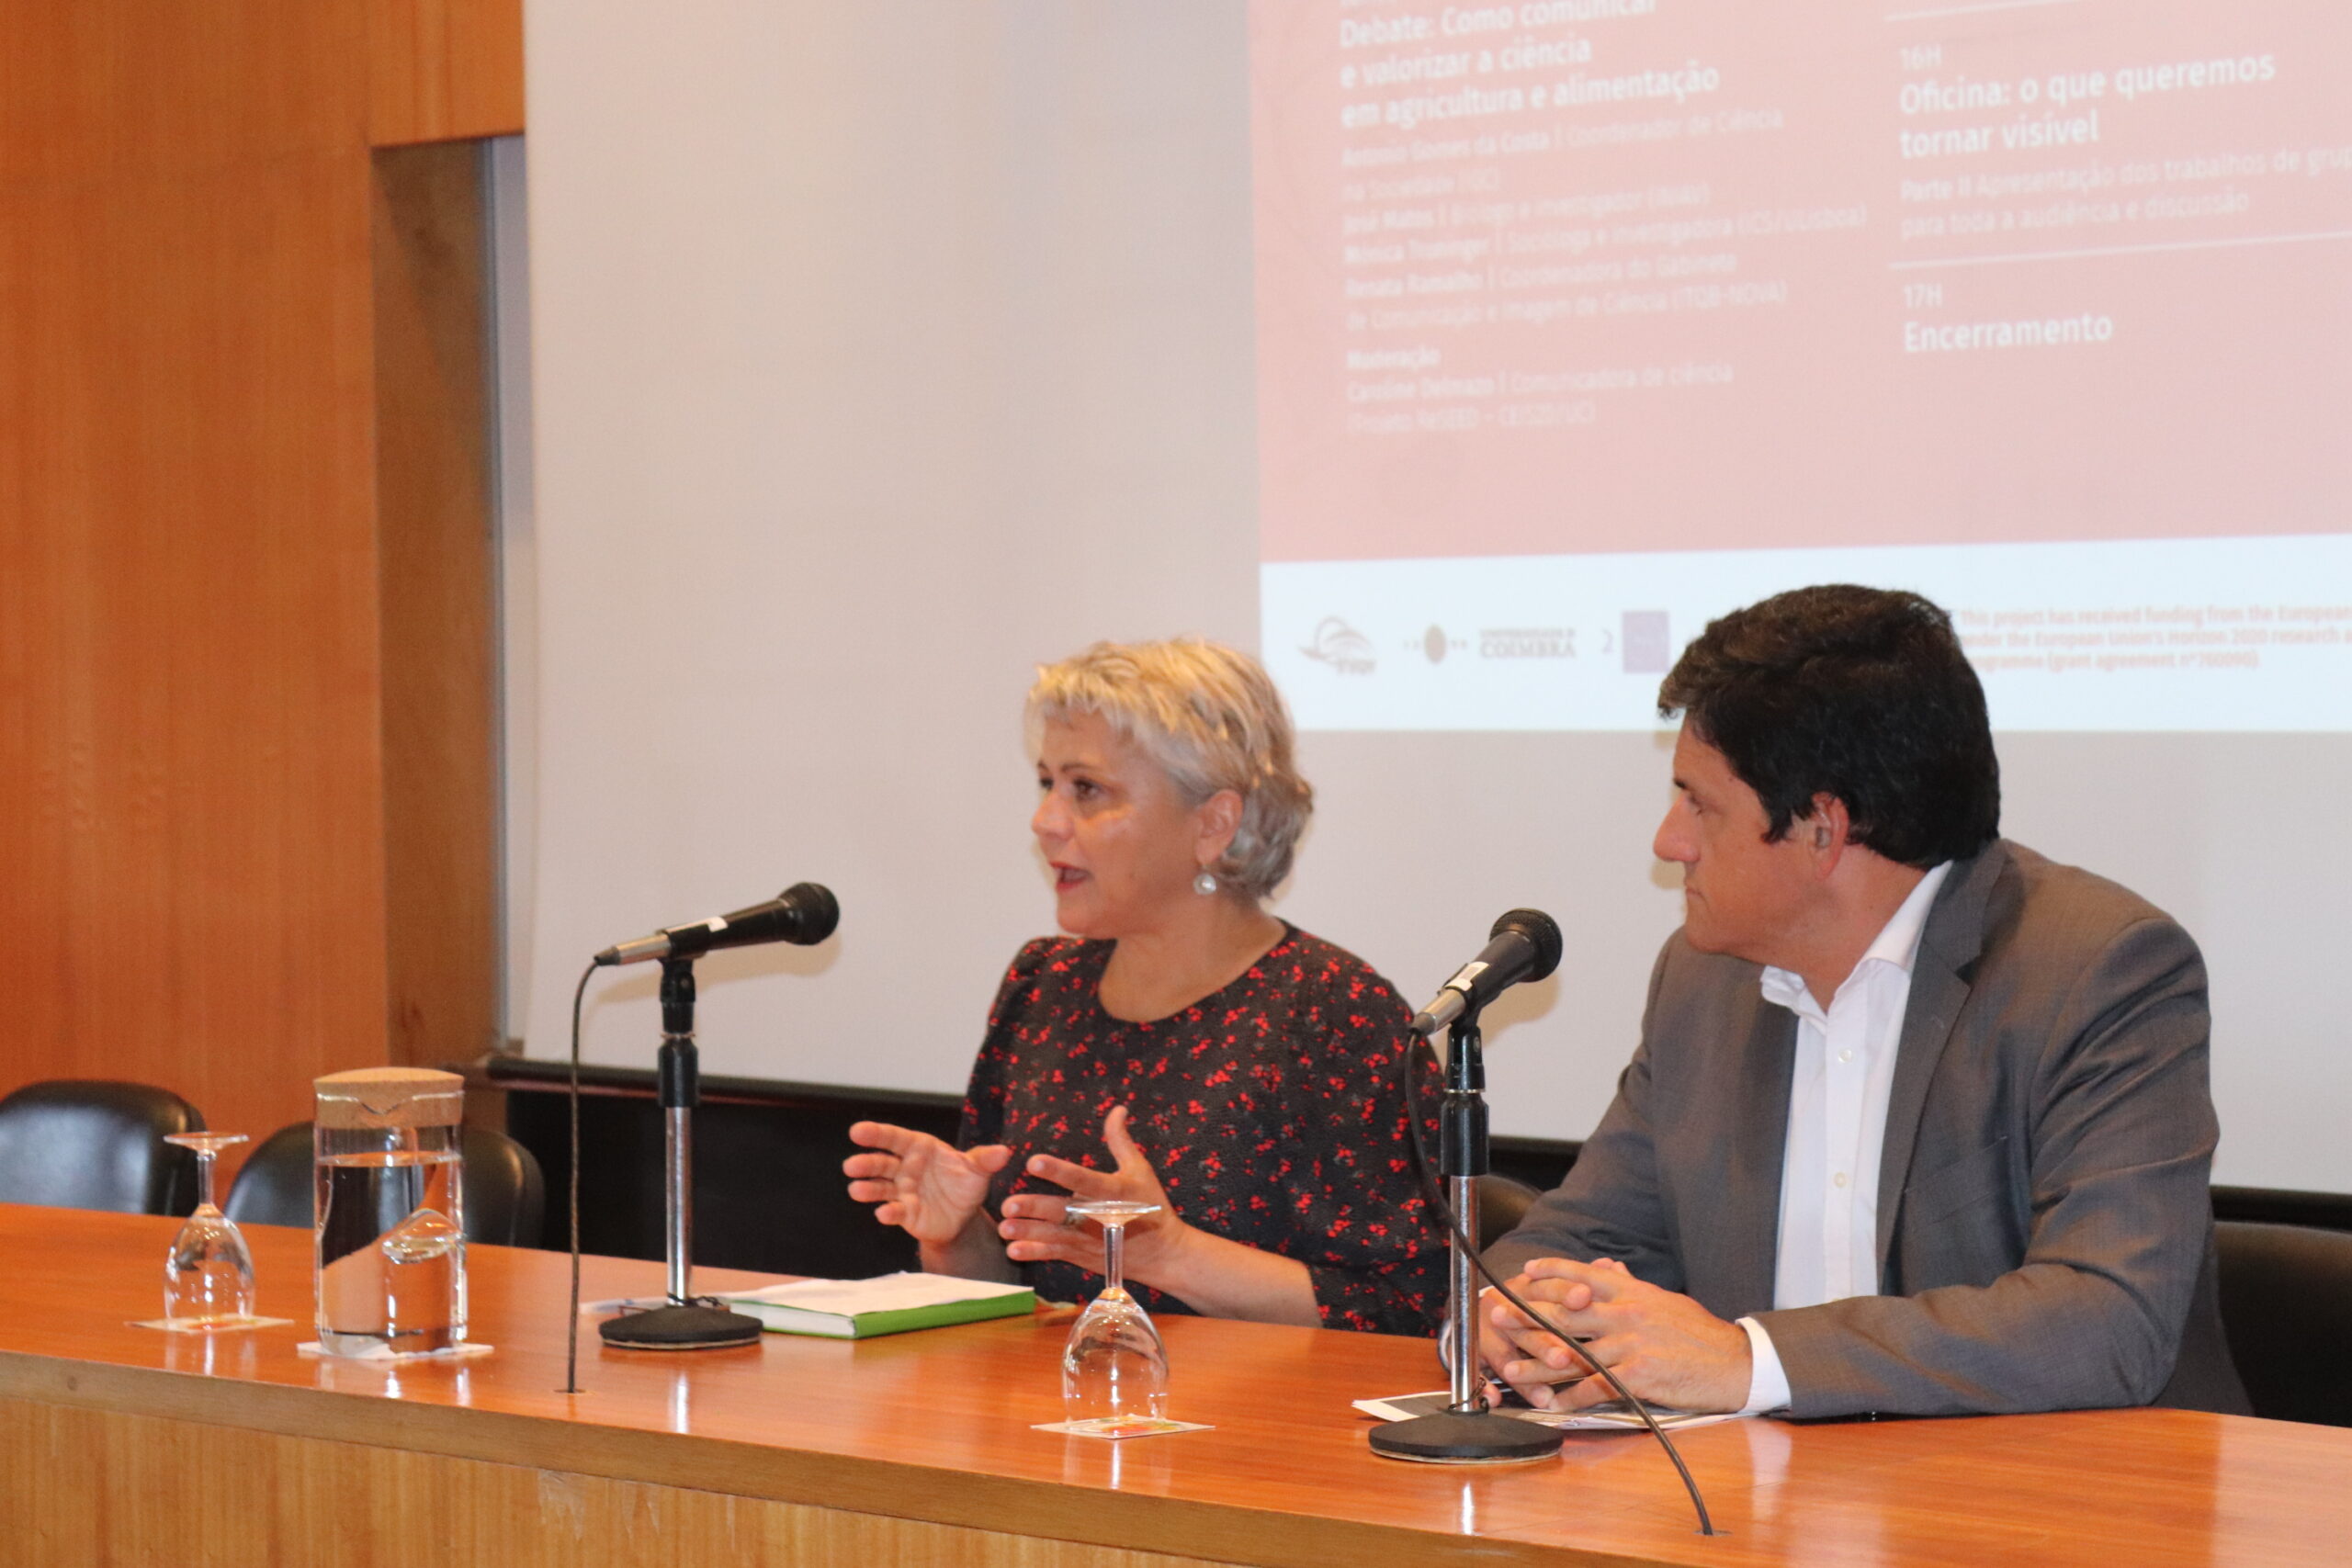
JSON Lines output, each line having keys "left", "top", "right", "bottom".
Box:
{"left": 1736, "top": 861, "right": 1951, "bottom": 1414}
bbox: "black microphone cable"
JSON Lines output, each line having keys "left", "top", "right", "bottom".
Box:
{"left": 1397, "top": 1041, "right": 1716, "bottom": 1537}
{"left": 561, "top": 960, "right": 595, "bottom": 1396}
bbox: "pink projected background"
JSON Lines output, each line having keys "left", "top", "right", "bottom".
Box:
{"left": 1253, "top": 0, "right": 2352, "bottom": 565}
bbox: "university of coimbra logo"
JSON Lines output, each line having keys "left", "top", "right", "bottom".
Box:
{"left": 1479, "top": 626, "right": 1576, "bottom": 659}
{"left": 1301, "top": 616, "right": 1376, "bottom": 674}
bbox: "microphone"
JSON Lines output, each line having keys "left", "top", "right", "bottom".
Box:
{"left": 594, "top": 883, "right": 840, "bottom": 967}
{"left": 1408, "top": 908, "right": 1563, "bottom": 1036}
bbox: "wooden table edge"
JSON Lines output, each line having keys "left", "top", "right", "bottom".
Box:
{"left": 0, "top": 1347, "right": 1662, "bottom": 1568}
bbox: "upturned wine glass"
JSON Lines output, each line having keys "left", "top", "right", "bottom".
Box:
{"left": 1059, "top": 1199, "right": 1170, "bottom": 1428}
{"left": 162, "top": 1133, "right": 256, "bottom": 1326}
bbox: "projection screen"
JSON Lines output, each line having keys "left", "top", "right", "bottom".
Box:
{"left": 520, "top": 1, "right": 2352, "bottom": 1191}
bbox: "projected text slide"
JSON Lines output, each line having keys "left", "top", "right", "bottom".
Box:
{"left": 1252, "top": 1, "right": 2352, "bottom": 729}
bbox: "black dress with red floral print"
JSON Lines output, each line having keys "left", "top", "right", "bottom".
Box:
{"left": 957, "top": 924, "right": 1443, "bottom": 1336}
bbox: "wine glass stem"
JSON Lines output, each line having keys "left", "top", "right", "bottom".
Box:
{"left": 195, "top": 1149, "right": 217, "bottom": 1211}
{"left": 1102, "top": 1220, "right": 1125, "bottom": 1296}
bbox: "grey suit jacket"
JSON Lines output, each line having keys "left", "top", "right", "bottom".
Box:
{"left": 1487, "top": 840, "right": 2248, "bottom": 1418}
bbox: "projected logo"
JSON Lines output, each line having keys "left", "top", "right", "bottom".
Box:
{"left": 1300, "top": 616, "right": 1376, "bottom": 675}
{"left": 1479, "top": 627, "right": 1577, "bottom": 660}
{"left": 1622, "top": 612, "right": 1672, "bottom": 676}
{"left": 1421, "top": 626, "right": 1470, "bottom": 664}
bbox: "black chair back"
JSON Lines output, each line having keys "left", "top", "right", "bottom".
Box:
{"left": 2216, "top": 1219, "right": 2352, "bottom": 1427}
{"left": 218, "top": 1123, "right": 317, "bottom": 1230}
{"left": 1475, "top": 1171, "right": 1544, "bottom": 1253}
{"left": 225, "top": 1122, "right": 547, "bottom": 1247}
{"left": 0, "top": 1079, "right": 205, "bottom": 1215}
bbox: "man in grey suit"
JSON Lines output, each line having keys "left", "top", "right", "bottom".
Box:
{"left": 1480, "top": 585, "right": 2247, "bottom": 1419}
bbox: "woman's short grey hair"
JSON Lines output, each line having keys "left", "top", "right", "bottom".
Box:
{"left": 1026, "top": 638, "right": 1314, "bottom": 901}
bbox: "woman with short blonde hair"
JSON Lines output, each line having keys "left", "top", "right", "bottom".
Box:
{"left": 845, "top": 638, "right": 1442, "bottom": 1332}
{"left": 1024, "top": 638, "right": 1313, "bottom": 900}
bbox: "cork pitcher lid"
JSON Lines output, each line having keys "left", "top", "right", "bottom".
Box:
{"left": 314, "top": 1066, "right": 464, "bottom": 1129}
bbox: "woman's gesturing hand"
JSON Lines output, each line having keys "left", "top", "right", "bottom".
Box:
{"left": 842, "top": 1121, "right": 1012, "bottom": 1245}
{"left": 995, "top": 1105, "right": 1189, "bottom": 1281}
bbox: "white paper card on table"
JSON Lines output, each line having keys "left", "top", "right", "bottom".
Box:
{"left": 130, "top": 1315, "right": 296, "bottom": 1333}
{"left": 295, "top": 1340, "right": 494, "bottom": 1362}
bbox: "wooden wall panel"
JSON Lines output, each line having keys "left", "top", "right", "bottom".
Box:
{"left": 1, "top": 4, "right": 518, "bottom": 1154}
{"left": 369, "top": 0, "right": 526, "bottom": 146}
{"left": 374, "top": 141, "right": 500, "bottom": 1069}
{"left": 0, "top": 4, "right": 363, "bottom": 182}
{"left": 0, "top": 149, "right": 390, "bottom": 1147}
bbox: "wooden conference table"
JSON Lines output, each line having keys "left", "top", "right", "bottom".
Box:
{"left": 3, "top": 1205, "right": 2349, "bottom": 1566}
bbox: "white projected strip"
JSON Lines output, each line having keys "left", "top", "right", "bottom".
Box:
{"left": 1264, "top": 535, "right": 2352, "bottom": 732}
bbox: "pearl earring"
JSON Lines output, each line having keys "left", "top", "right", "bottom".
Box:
{"left": 1193, "top": 868, "right": 1219, "bottom": 896}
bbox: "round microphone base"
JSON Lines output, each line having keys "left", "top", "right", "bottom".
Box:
{"left": 598, "top": 1303, "right": 765, "bottom": 1350}
{"left": 1368, "top": 1409, "right": 1566, "bottom": 1464}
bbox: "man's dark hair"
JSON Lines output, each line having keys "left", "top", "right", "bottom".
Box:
{"left": 1658, "top": 585, "right": 2000, "bottom": 868}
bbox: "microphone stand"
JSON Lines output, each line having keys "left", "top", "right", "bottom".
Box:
{"left": 599, "top": 957, "right": 764, "bottom": 1349}
{"left": 1370, "top": 1010, "right": 1564, "bottom": 1463}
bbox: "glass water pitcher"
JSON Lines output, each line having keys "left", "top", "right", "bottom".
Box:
{"left": 313, "top": 1066, "right": 468, "bottom": 1355}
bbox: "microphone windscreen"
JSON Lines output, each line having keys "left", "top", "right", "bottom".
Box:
{"left": 1490, "top": 908, "right": 1563, "bottom": 983}
{"left": 779, "top": 882, "right": 840, "bottom": 945}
